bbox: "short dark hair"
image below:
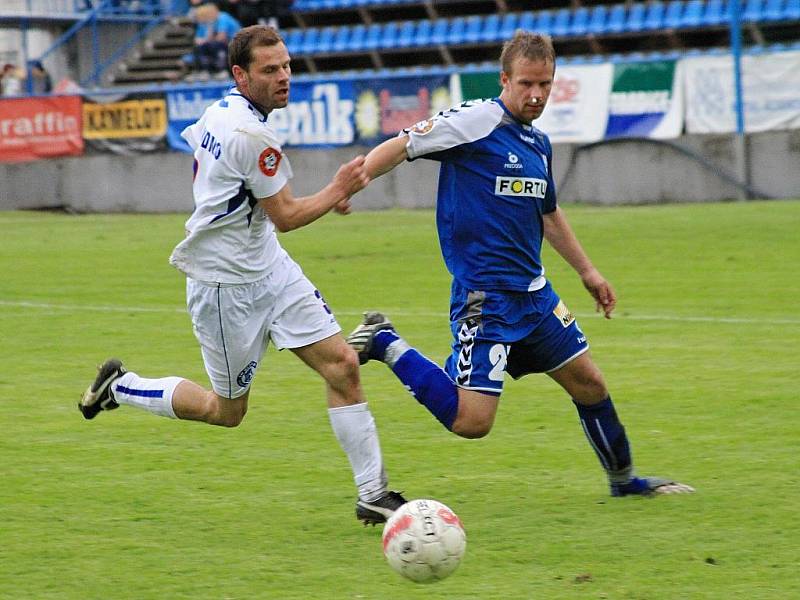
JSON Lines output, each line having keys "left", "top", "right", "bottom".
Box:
{"left": 228, "top": 25, "right": 284, "bottom": 71}
{"left": 500, "top": 30, "right": 556, "bottom": 75}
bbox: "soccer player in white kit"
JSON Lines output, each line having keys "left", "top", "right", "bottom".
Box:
{"left": 79, "top": 25, "right": 406, "bottom": 525}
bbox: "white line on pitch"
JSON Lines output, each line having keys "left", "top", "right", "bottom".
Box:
{"left": 2, "top": 299, "right": 799, "bottom": 325}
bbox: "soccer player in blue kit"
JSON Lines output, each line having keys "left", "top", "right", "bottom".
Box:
{"left": 348, "top": 31, "right": 694, "bottom": 497}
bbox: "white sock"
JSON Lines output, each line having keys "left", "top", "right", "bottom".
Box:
{"left": 328, "top": 403, "right": 387, "bottom": 502}
{"left": 111, "top": 372, "right": 181, "bottom": 419}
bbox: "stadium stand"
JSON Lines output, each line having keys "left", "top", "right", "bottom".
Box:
{"left": 2, "top": 0, "right": 800, "bottom": 85}
{"left": 278, "top": 0, "right": 800, "bottom": 75}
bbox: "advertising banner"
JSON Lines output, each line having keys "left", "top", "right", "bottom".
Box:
{"left": 533, "top": 63, "right": 613, "bottom": 143}
{"left": 605, "top": 60, "right": 683, "bottom": 139}
{"left": 353, "top": 75, "right": 452, "bottom": 144}
{"left": 684, "top": 50, "right": 800, "bottom": 134}
{"left": 167, "top": 82, "right": 357, "bottom": 150}
{"left": 459, "top": 72, "right": 501, "bottom": 101}
{"left": 83, "top": 94, "right": 168, "bottom": 154}
{"left": 166, "top": 85, "right": 228, "bottom": 153}
{"left": 271, "top": 80, "right": 357, "bottom": 147}
{"left": 0, "top": 95, "right": 83, "bottom": 162}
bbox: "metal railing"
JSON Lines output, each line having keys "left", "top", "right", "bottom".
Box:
{"left": 0, "top": 0, "right": 186, "bottom": 18}
{"left": 7, "top": 0, "right": 188, "bottom": 93}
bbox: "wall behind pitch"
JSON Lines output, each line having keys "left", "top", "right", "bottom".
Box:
{"left": 1, "top": 130, "right": 799, "bottom": 212}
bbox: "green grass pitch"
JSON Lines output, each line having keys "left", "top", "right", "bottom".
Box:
{"left": 0, "top": 201, "right": 798, "bottom": 599}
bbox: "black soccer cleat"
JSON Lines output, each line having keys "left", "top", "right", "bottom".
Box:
{"left": 356, "top": 491, "right": 407, "bottom": 526}
{"left": 611, "top": 476, "right": 695, "bottom": 497}
{"left": 79, "top": 358, "right": 126, "bottom": 420}
{"left": 345, "top": 311, "right": 396, "bottom": 365}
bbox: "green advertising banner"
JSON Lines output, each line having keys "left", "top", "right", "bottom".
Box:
{"left": 605, "top": 60, "right": 683, "bottom": 139}
{"left": 459, "top": 72, "right": 501, "bottom": 101}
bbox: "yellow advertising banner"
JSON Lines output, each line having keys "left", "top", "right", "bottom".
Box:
{"left": 83, "top": 98, "right": 167, "bottom": 139}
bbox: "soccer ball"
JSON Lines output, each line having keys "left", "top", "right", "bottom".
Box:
{"left": 381, "top": 498, "right": 466, "bottom": 583}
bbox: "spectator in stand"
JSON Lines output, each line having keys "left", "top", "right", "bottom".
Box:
{"left": 263, "top": 0, "right": 294, "bottom": 29}
{"left": 29, "top": 61, "right": 53, "bottom": 95}
{"left": 1, "top": 64, "right": 22, "bottom": 97}
{"left": 192, "top": 2, "right": 241, "bottom": 79}
{"left": 224, "top": 0, "right": 293, "bottom": 29}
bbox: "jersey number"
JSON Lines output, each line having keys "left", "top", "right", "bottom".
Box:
{"left": 488, "top": 344, "right": 510, "bottom": 381}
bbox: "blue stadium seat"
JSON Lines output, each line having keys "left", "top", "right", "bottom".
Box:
{"left": 499, "top": 13, "right": 519, "bottom": 39}
{"left": 786, "top": 0, "right": 800, "bottom": 20}
{"left": 397, "top": 21, "right": 416, "bottom": 48}
{"left": 606, "top": 4, "right": 626, "bottom": 34}
{"left": 447, "top": 17, "right": 467, "bottom": 45}
{"left": 283, "top": 29, "right": 303, "bottom": 54}
{"left": 415, "top": 19, "right": 433, "bottom": 46}
{"left": 331, "top": 26, "right": 350, "bottom": 53}
{"left": 315, "top": 26, "right": 336, "bottom": 54}
{"left": 346, "top": 24, "right": 367, "bottom": 52}
{"left": 744, "top": 0, "right": 766, "bottom": 22}
{"left": 625, "top": 2, "right": 646, "bottom": 31}
{"left": 480, "top": 14, "right": 501, "bottom": 43}
{"left": 359, "top": 23, "right": 383, "bottom": 51}
{"left": 517, "top": 12, "right": 535, "bottom": 33}
{"left": 587, "top": 5, "right": 609, "bottom": 35}
{"left": 681, "top": 0, "right": 705, "bottom": 27}
{"left": 301, "top": 28, "right": 319, "bottom": 54}
{"left": 464, "top": 15, "right": 483, "bottom": 43}
{"left": 643, "top": 1, "right": 666, "bottom": 30}
{"left": 571, "top": 6, "right": 590, "bottom": 36}
{"left": 535, "top": 10, "right": 553, "bottom": 35}
{"left": 763, "top": 0, "right": 786, "bottom": 21}
{"left": 664, "top": 0, "right": 684, "bottom": 29}
{"left": 702, "top": 0, "right": 727, "bottom": 25}
{"left": 430, "top": 19, "right": 449, "bottom": 45}
{"left": 381, "top": 22, "right": 400, "bottom": 49}
{"left": 551, "top": 8, "right": 571, "bottom": 36}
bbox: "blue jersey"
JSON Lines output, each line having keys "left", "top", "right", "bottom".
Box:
{"left": 404, "top": 98, "right": 557, "bottom": 292}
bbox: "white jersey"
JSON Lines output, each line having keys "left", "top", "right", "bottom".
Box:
{"left": 169, "top": 88, "right": 294, "bottom": 284}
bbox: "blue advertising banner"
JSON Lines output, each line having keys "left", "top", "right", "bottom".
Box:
{"left": 270, "top": 80, "right": 356, "bottom": 147}
{"left": 166, "top": 85, "right": 229, "bottom": 153}
{"left": 166, "top": 81, "right": 357, "bottom": 150}
{"left": 353, "top": 75, "right": 452, "bottom": 144}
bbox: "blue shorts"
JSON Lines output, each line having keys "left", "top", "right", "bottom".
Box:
{"left": 443, "top": 280, "right": 589, "bottom": 395}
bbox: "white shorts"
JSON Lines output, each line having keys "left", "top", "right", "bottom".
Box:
{"left": 186, "top": 256, "right": 341, "bottom": 399}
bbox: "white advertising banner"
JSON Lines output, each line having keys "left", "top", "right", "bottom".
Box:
{"left": 534, "top": 63, "right": 613, "bottom": 143}
{"left": 684, "top": 50, "right": 800, "bottom": 134}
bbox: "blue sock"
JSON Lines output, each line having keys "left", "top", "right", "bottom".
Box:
{"left": 369, "top": 329, "right": 400, "bottom": 362}
{"left": 390, "top": 348, "right": 459, "bottom": 431}
{"left": 574, "top": 396, "right": 633, "bottom": 479}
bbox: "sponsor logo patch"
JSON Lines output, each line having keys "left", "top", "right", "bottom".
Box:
{"left": 553, "top": 300, "right": 575, "bottom": 327}
{"left": 494, "top": 176, "right": 547, "bottom": 198}
{"left": 504, "top": 152, "right": 523, "bottom": 169}
{"left": 258, "top": 147, "right": 281, "bottom": 176}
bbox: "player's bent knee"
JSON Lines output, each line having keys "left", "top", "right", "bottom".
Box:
{"left": 208, "top": 392, "right": 247, "bottom": 427}
{"left": 451, "top": 417, "right": 493, "bottom": 439}
{"left": 215, "top": 410, "right": 246, "bottom": 428}
{"left": 330, "top": 344, "right": 361, "bottom": 383}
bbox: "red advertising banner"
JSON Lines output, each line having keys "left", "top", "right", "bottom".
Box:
{"left": 0, "top": 95, "right": 84, "bottom": 162}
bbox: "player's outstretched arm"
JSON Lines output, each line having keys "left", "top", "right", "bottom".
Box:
{"left": 259, "top": 155, "right": 370, "bottom": 232}
{"left": 364, "top": 135, "right": 409, "bottom": 180}
{"left": 543, "top": 207, "right": 617, "bottom": 318}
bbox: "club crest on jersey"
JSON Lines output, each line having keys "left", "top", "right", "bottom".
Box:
{"left": 408, "top": 118, "right": 435, "bottom": 135}
{"left": 553, "top": 300, "right": 575, "bottom": 327}
{"left": 495, "top": 176, "right": 547, "bottom": 198}
{"left": 237, "top": 361, "right": 258, "bottom": 387}
{"left": 258, "top": 147, "right": 281, "bottom": 176}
